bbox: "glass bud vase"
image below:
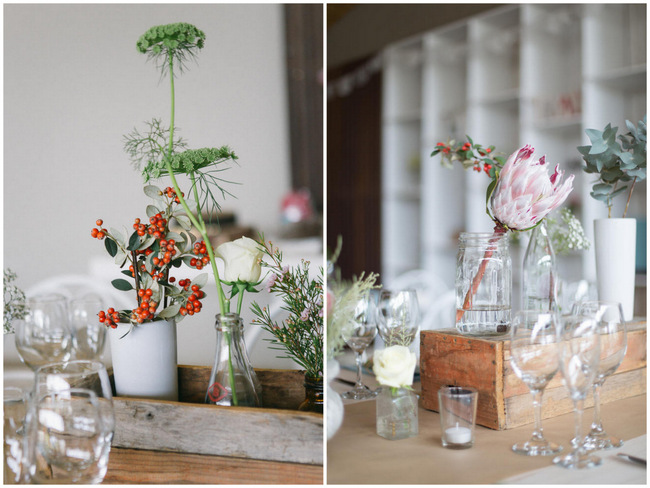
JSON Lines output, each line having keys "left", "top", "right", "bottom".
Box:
{"left": 455, "top": 232, "right": 512, "bottom": 336}
{"left": 522, "top": 220, "right": 558, "bottom": 313}
{"left": 298, "top": 374, "right": 324, "bottom": 413}
{"left": 205, "top": 313, "right": 261, "bottom": 407}
{"left": 376, "top": 387, "right": 418, "bottom": 440}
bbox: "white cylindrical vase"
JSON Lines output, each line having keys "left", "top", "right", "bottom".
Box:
{"left": 594, "top": 218, "right": 637, "bottom": 321}
{"left": 109, "top": 319, "right": 178, "bottom": 401}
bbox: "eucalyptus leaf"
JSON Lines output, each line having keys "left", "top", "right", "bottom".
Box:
{"left": 127, "top": 231, "right": 140, "bottom": 251}
{"left": 138, "top": 235, "right": 156, "bottom": 251}
{"left": 114, "top": 249, "right": 128, "bottom": 267}
{"left": 158, "top": 303, "right": 181, "bottom": 318}
{"left": 109, "top": 228, "right": 126, "bottom": 246}
{"left": 111, "top": 279, "right": 133, "bottom": 291}
{"left": 174, "top": 214, "right": 193, "bottom": 231}
{"left": 105, "top": 238, "right": 118, "bottom": 257}
{"left": 144, "top": 185, "right": 164, "bottom": 201}
{"left": 146, "top": 205, "right": 160, "bottom": 218}
{"left": 192, "top": 273, "right": 208, "bottom": 287}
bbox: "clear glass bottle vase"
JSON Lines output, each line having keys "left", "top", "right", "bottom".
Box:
{"left": 455, "top": 231, "right": 512, "bottom": 336}
{"left": 205, "top": 313, "right": 261, "bottom": 407}
{"left": 376, "top": 387, "right": 419, "bottom": 440}
{"left": 522, "top": 221, "right": 558, "bottom": 313}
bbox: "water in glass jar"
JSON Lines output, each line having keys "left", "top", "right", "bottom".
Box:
{"left": 456, "top": 305, "right": 510, "bottom": 336}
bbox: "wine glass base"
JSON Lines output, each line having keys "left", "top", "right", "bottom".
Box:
{"left": 583, "top": 434, "right": 623, "bottom": 451}
{"left": 553, "top": 451, "right": 602, "bottom": 469}
{"left": 512, "top": 439, "right": 563, "bottom": 456}
{"left": 341, "top": 385, "right": 377, "bottom": 400}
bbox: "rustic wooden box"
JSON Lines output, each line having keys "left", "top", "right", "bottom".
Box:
{"left": 109, "top": 365, "right": 322, "bottom": 465}
{"left": 420, "top": 320, "right": 646, "bottom": 430}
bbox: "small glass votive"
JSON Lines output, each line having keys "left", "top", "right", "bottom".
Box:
{"left": 438, "top": 386, "right": 478, "bottom": 449}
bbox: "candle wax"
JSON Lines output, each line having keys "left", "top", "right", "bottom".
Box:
{"left": 445, "top": 425, "right": 472, "bottom": 444}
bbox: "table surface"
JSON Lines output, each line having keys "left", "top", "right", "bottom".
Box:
{"left": 327, "top": 372, "right": 646, "bottom": 485}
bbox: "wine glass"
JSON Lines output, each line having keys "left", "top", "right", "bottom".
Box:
{"left": 377, "top": 289, "right": 419, "bottom": 347}
{"left": 25, "top": 388, "right": 113, "bottom": 484}
{"left": 70, "top": 295, "right": 107, "bottom": 360}
{"left": 15, "top": 294, "right": 73, "bottom": 370}
{"left": 573, "top": 300, "right": 627, "bottom": 450}
{"left": 509, "top": 310, "right": 562, "bottom": 456}
{"left": 340, "top": 293, "right": 378, "bottom": 400}
{"left": 553, "top": 315, "right": 601, "bottom": 469}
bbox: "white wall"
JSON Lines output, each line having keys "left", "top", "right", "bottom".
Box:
{"left": 4, "top": 3, "right": 291, "bottom": 291}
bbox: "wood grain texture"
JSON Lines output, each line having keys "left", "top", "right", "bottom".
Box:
{"left": 111, "top": 366, "right": 323, "bottom": 465}
{"left": 104, "top": 447, "right": 323, "bottom": 484}
{"left": 420, "top": 320, "right": 647, "bottom": 430}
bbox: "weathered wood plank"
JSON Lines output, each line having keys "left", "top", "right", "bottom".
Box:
{"left": 104, "top": 447, "right": 323, "bottom": 484}
{"left": 110, "top": 366, "right": 322, "bottom": 465}
{"left": 111, "top": 397, "right": 323, "bottom": 464}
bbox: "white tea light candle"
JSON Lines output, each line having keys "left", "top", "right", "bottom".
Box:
{"left": 445, "top": 424, "right": 472, "bottom": 445}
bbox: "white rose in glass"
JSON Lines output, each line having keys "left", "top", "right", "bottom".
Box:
{"left": 373, "top": 345, "right": 417, "bottom": 388}
{"left": 216, "top": 237, "right": 264, "bottom": 283}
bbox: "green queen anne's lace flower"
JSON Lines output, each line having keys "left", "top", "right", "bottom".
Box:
{"left": 137, "top": 22, "right": 205, "bottom": 55}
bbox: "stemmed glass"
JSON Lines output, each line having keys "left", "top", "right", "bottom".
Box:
{"left": 340, "top": 293, "right": 378, "bottom": 400}
{"left": 15, "top": 294, "right": 73, "bottom": 370}
{"left": 377, "top": 289, "right": 419, "bottom": 347}
{"left": 25, "top": 388, "right": 113, "bottom": 484}
{"left": 4, "top": 387, "right": 27, "bottom": 484}
{"left": 509, "top": 310, "right": 562, "bottom": 456}
{"left": 573, "top": 300, "right": 627, "bottom": 450}
{"left": 70, "top": 295, "right": 107, "bottom": 360}
{"left": 553, "top": 315, "right": 601, "bottom": 469}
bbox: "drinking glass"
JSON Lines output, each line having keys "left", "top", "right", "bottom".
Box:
{"left": 509, "top": 310, "right": 562, "bottom": 456}
{"left": 4, "top": 387, "right": 27, "bottom": 484}
{"left": 377, "top": 289, "right": 419, "bottom": 347}
{"left": 340, "top": 293, "right": 378, "bottom": 400}
{"left": 34, "top": 360, "right": 115, "bottom": 437}
{"left": 15, "top": 294, "right": 73, "bottom": 370}
{"left": 553, "top": 315, "right": 601, "bottom": 469}
{"left": 25, "top": 388, "right": 113, "bottom": 484}
{"left": 573, "top": 300, "right": 627, "bottom": 450}
{"left": 70, "top": 295, "right": 107, "bottom": 360}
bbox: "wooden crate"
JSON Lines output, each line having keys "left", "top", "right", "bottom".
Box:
{"left": 110, "top": 366, "right": 322, "bottom": 465}
{"left": 420, "top": 320, "right": 646, "bottom": 430}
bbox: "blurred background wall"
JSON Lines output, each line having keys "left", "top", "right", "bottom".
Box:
{"left": 4, "top": 3, "right": 323, "bottom": 374}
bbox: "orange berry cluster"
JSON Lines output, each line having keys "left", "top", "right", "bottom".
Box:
{"left": 177, "top": 280, "right": 204, "bottom": 316}
{"left": 98, "top": 308, "right": 120, "bottom": 329}
{"left": 90, "top": 219, "right": 106, "bottom": 239}
{"left": 163, "top": 186, "right": 183, "bottom": 203}
{"left": 189, "top": 241, "right": 210, "bottom": 270}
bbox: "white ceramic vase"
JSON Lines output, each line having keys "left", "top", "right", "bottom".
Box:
{"left": 109, "top": 319, "right": 178, "bottom": 401}
{"left": 327, "top": 359, "right": 344, "bottom": 439}
{"left": 594, "top": 218, "right": 637, "bottom": 321}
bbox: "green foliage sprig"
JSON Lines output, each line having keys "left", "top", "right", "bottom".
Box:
{"left": 326, "top": 238, "right": 380, "bottom": 358}
{"left": 578, "top": 116, "right": 646, "bottom": 218}
{"left": 137, "top": 22, "right": 206, "bottom": 74}
{"left": 4, "top": 269, "right": 26, "bottom": 334}
{"left": 250, "top": 238, "right": 324, "bottom": 378}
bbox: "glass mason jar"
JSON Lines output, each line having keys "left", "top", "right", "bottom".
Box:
{"left": 455, "top": 232, "right": 512, "bottom": 336}
{"left": 205, "top": 313, "right": 261, "bottom": 407}
{"left": 376, "top": 387, "right": 419, "bottom": 440}
{"left": 522, "top": 221, "right": 558, "bottom": 313}
{"left": 298, "top": 375, "right": 323, "bottom": 413}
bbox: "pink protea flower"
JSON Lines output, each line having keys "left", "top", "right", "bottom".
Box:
{"left": 490, "top": 145, "right": 574, "bottom": 231}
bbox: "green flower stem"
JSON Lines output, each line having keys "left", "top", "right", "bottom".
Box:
{"left": 223, "top": 329, "right": 238, "bottom": 406}
{"left": 165, "top": 54, "right": 237, "bottom": 406}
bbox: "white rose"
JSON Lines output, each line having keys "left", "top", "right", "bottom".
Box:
{"left": 373, "top": 345, "right": 416, "bottom": 388}
{"left": 216, "top": 236, "right": 263, "bottom": 283}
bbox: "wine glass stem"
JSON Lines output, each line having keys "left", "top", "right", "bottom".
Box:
{"left": 573, "top": 398, "right": 585, "bottom": 453}
{"left": 530, "top": 388, "right": 545, "bottom": 441}
{"left": 591, "top": 383, "right": 603, "bottom": 433}
{"left": 354, "top": 351, "right": 364, "bottom": 387}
